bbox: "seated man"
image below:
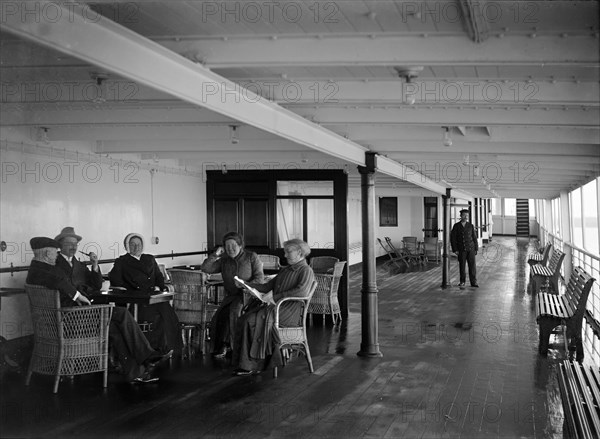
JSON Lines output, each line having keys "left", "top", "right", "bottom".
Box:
{"left": 26, "top": 236, "right": 170, "bottom": 384}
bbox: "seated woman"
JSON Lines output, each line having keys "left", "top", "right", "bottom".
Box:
{"left": 232, "top": 238, "right": 315, "bottom": 376}
{"left": 201, "top": 232, "right": 264, "bottom": 357}
{"left": 109, "top": 233, "right": 182, "bottom": 356}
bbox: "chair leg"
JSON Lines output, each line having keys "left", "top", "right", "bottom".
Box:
{"left": 25, "top": 358, "right": 34, "bottom": 386}
{"left": 303, "top": 342, "right": 314, "bottom": 373}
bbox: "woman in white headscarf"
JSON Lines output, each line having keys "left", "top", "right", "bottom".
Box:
{"left": 109, "top": 233, "right": 182, "bottom": 355}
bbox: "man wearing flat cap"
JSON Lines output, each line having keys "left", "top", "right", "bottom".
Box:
{"left": 26, "top": 235, "right": 170, "bottom": 383}
{"left": 450, "top": 209, "right": 479, "bottom": 288}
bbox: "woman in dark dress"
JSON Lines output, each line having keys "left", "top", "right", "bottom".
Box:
{"left": 201, "top": 232, "right": 264, "bottom": 357}
{"left": 232, "top": 238, "right": 315, "bottom": 375}
{"left": 109, "top": 233, "right": 182, "bottom": 355}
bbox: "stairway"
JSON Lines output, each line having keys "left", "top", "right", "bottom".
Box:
{"left": 516, "top": 199, "right": 530, "bottom": 237}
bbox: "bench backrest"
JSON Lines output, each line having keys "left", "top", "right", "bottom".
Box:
{"left": 547, "top": 249, "right": 565, "bottom": 274}
{"left": 563, "top": 267, "right": 596, "bottom": 319}
{"left": 541, "top": 243, "right": 553, "bottom": 265}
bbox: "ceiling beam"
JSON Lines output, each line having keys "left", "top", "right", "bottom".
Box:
{"left": 159, "top": 35, "right": 600, "bottom": 68}
{"left": 0, "top": 1, "right": 463, "bottom": 197}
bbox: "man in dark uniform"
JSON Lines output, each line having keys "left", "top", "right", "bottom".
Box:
{"left": 450, "top": 209, "right": 479, "bottom": 288}
{"left": 27, "top": 235, "right": 170, "bottom": 383}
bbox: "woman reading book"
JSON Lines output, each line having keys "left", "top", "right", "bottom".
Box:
{"left": 232, "top": 238, "right": 315, "bottom": 376}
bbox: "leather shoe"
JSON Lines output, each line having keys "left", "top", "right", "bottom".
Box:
{"left": 212, "top": 347, "right": 228, "bottom": 359}
{"left": 471, "top": 284, "right": 479, "bottom": 288}
{"left": 132, "top": 370, "right": 159, "bottom": 384}
{"left": 459, "top": 282, "right": 465, "bottom": 287}
{"left": 233, "top": 369, "right": 260, "bottom": 376}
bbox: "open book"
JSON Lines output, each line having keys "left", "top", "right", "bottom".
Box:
{"left": 234, "top": 276, "right": 275, "bottom": 305}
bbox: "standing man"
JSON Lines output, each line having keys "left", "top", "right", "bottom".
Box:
{"left": 450, "top": 209, "right": 479, "bottom": 288}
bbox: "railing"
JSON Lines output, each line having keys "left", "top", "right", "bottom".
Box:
{"left": 0, "top": 250, "right": 209, "bottom": 276}
{"left": 540, "top": 225, "right": 600, "bottom": 368}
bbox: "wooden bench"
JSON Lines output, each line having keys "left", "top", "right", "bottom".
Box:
{"left": 557, "top": 360, "right": 600, "bottom": 438}
{"left": 531, "top": 248, "right": 565, "bottom": 294}
{"left": 528, "top": 242, "right": 553, "bottom": 270}
{"left": 536, "top": 267, "right": 595, "bottom": 360}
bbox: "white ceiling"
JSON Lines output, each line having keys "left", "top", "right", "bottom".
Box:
{"left": 1, "top": 0, "right": 598, "bottom": 199}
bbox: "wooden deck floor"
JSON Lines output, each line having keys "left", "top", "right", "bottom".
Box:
{"left": 1, "top": 237, "right": 566, "bottom": 438}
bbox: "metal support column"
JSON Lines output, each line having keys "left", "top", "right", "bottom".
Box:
{"left": 357, "top": 152, "right": 383, "bottom": 358}
{"left": 441, "top": 188, "right": 452, "bottom": 289}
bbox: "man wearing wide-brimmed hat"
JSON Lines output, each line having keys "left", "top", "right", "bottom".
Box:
{"left": 54, "top": 227, "right": 103, "bottom": 297}
{"left": 450, "top": 209, "right": 479, "bottom": 288}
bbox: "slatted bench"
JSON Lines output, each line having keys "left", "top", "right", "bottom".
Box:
{"left": 557, "top": 360, "right": 600, "bottom": 439}
{"left": 528, "top": 242, "right": 553, "bottom": 269}
{"left": 531, "top": 248, "right": 565, "bottom": 294}
{"left": 536, "top": 267, "right": 595, "bottom": 360}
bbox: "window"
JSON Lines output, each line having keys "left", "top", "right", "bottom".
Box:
{"left": 582, "top": 179, "right": 599, "bottom": 254}
{"left": 571, "top": 188, "right": 583, "bottom": 248}
{"left": 504, "top": 198, "right": 516, "bottom": 216}
{"left": 529, "top": 199, "right": 536, "bottom": 218}
{"left": 552, "top": 197, "right": 562, "bottom": 237}
{"left": 276, "top": 181, "right": 334, "bottom": 248}
{"left": 492, "top": 198, "right": 501, "bottom": 215}
{"left": 379, "top": 197, "right": 398, "bottom": 227}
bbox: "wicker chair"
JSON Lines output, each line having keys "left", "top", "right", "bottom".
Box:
{"left": 273, "top": 280, "right": 318, "bottom": 378}
{"left": 423, "top": 237, "right": 441, "bottom": 264}
{"left": 24, "top": 284, "right": 113, "bottom": 393}
{"left": 309, "top": 256, "right": 340, "bottom": 274}
{"left": 257, "top": 254, "right": 281, "bottom": 271}
{"left": 167, "top": 269, "right": 217, "bottom": 358}
{"left": 309, "top": 261, "right": 346, "bottom": 325}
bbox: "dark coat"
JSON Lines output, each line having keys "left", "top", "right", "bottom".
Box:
{"left": 109, "top": 253, "right": 165, "bottom": 292}
{"left": 55, "top": 254, "right": 103, "bottom": 296}
{"left": 450, "top": 221, "right": 478, "bottom": 253}
{"left": 26, "top": 260, "right": 79, "bottom": 307}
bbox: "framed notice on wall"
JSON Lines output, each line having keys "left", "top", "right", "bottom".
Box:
{"left": 379, "top": 197, "right": 398, "bottom": 227}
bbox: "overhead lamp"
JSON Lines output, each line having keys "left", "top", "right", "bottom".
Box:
{"left": 36, "top": 127, "right": 50, "bottom": 144}
{"left": 89, "top": 72, "right": 109, "bottom": 103}
{"left": 395, "top": 67, "right": 422, "bottom": 105}
{"left": 442, "top": 127, "right": 452, "bottom": 147}
{"left": 229, "top": 125, "right": 239, "bottom": 144}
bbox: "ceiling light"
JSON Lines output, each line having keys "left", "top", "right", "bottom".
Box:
{"left": 442, "top": 127, "right": 452, "bottom": 147}
{"left": 229, "top": 125, "right": 239, "bottom": 144}
{"left": 36, "top": 127, "right": 50, "bottom": 144}
{"left": 395, "top": 67, "right": 422, "bottom": 105}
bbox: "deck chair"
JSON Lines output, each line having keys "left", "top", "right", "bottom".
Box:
{"left": 273, "top": 280, "right": 318, "bottom": 378}
{"left": 25, "top": 284, "right": 113, "bottom": 393}
{"left": 386, "top": 237, "right": 420, "bottom": 265}
{"left": 402, "top": 236, "right": 425, "bottom": 264}
{"left": 377, "top": 238, "right": 411, "bottom": 269}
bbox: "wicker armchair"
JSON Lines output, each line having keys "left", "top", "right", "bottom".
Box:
{"left": 309, "top": 261, "right": 346, "bottom": 325}
{"left": 423, "top": 237, "right": 441, "bottom": 264}
{"left": 309, "top": 256, "right": 340, "bottom": 274}
{"left": 273, "top": 280, "right": 318, "bottom": 378}
{"left": 257, "top": 254, "right": 281, "bottom": 271}
{"left": 24, "top": 284, "right": 113, "bottom": 393}
{"left": 167, "top": 269, "right": 217, "bottom": 358}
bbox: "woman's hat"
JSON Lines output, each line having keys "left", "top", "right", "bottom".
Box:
{"left": 54, "top": 226, "right": 82, "bottom": 242}
{"left": 459, "top": 209, "right": 470, "bottom": 214}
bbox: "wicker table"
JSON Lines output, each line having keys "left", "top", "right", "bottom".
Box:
{"left": 90, "top": 289, "right": 174, "bottom": 321}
